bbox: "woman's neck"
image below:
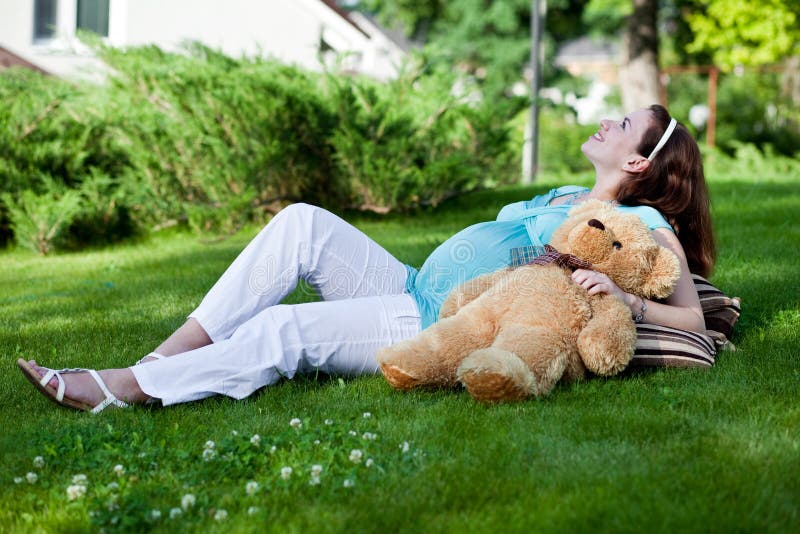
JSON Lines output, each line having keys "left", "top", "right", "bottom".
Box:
{"left": 589, "top": 170, "right": 623, "bottom": 202}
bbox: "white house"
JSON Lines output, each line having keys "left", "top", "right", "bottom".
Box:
{"left": 0, "top": 0, "right": 407, "bottom": 80}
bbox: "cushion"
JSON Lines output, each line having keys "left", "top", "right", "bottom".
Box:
{"left": 629, "top": 275, "right": 741, "bottom": 369}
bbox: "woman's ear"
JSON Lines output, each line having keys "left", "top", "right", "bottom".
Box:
{"left": 622, "top": 154, "right": 651, "bottom": 174}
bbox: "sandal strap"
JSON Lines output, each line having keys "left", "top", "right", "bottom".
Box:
{"left": 86, "top": 370, "right": 129, "bottom": 413}
{"left": 39, "top": 369, "right": 65, "bottom": 401}
{"left": 38, "top": 367, "right": 129, "bottom": 413}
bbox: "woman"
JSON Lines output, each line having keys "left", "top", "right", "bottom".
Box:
{"left": 18, "top": 104, "right": 715, "bottom": 413}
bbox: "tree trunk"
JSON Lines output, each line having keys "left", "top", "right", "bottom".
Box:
{"left": 619, "top": 0, "right": 662, "bottom": 111}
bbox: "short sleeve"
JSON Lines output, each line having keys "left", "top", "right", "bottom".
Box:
{"left": 615, "top": 205, "right": 674, "bottom": 232}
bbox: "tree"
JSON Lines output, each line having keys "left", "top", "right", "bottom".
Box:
{"left": 685, "top": 0, "right": 800, "bottom": 69}
{"left": 618, "top": 0, "right": 662, "bottom": 111}
{"left": 346, "top": 0, "right": 593, "bottom": 99}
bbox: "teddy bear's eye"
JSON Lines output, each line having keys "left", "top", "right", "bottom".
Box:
{"left": 612, "top": 241, "right": 622, "bottom": 250}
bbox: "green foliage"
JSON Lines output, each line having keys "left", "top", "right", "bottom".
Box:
{"left": 532, "top": 106, "right": 596, "bottom": 175}
{"left": 665, "top": 70, "right": 800, "bottom": 156}
{"left": 352, "top": 0, "right": 592, "bottom": 99}
{"left": 582, "top": 0, "right": 631, "bottom": 35}
{"left": 1, "top": 180, "right": 84, "bottom": 255}
{"left": 0, "top": 44, "right": 522, "bottom": 252}
{"left": 686, "top": 0, "right": 800, "bottom": 69}
{"left": 327, "top": 60, "right": 525, "bottom": 209}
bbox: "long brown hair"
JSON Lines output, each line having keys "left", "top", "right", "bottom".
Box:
{"left": 616, "top": 104, "right": 716, "bottom": 277}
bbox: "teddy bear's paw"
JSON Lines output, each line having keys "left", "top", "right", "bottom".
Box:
{"left": 457, "top": 349, "right": 538, "bottom": 403}
{"left": 379, "top": 363, "right": 423, "bottom": 391}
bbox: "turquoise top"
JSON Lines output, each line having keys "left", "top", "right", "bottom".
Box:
{"left": 404, "top": 186, "right": 674, "bottom": 329}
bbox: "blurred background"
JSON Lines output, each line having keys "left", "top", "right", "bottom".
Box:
{"left": 1, "top": 0, "right": 798, "bottom": 253}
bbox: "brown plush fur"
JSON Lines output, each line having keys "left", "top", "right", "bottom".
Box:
{"left": 377, "top": 200, "right": 681, "bottom": 402}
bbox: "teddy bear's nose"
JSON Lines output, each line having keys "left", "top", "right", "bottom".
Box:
{"left": 587, "top": 219, "right": 605, "bottom": 231}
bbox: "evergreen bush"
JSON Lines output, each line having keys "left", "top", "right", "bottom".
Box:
{"left": 0, "top": 44, "right": 524, "bottom": 252}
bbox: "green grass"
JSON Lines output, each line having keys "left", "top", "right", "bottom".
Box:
{"left": 1, "top": 175, "right": 799, "bottom": 533}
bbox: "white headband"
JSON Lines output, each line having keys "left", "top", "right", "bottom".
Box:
{"left": 647, "top": 118, "right": 678, "bottom": 161}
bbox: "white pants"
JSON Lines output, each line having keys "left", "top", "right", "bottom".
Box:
{"left": 131, "top": 203, "right": 422, "bottom": 406}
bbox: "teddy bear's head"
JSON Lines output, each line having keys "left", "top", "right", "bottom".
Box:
{"left": 549, "top": 200, "right": 680, "bottom": 299}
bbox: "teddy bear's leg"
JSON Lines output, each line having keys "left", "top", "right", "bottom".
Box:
{"left": 457, "top": 325, "right": 570, "bottom": 402}
{"left": 578, "top": 295, "right": 637, "bottom": 376}
{"left": 377, "top": 311, "right": 495, "bottom": 390}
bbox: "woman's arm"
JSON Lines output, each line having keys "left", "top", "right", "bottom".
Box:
{"left": 571, "top": 228, "right": 706, "bottom": 333}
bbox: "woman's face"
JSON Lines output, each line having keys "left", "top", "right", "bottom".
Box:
{"left": 581, "top": 108, "right": 654, "bottom": 170}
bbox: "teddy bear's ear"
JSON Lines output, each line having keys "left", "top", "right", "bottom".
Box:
{"left": 640, "top": 246, "right": 681, "bottom": 299}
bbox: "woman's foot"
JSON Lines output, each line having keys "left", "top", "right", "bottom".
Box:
{"left": 23, "top": 360, "right": 149, "bottom": 408}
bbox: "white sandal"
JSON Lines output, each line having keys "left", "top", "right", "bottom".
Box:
{"left": 135, "top": 352, "right": 166, "bottom": 365}
{"left": 17, "top": 359, "right": 130, "bottom": 414}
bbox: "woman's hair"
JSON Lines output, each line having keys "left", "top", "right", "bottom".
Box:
{"left": 616, "top": 104, "right": 716, "bottom": 277}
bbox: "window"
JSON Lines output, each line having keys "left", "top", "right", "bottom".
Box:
{"left": 76, "top": 0, "right": 109, "bottom": 37}
{"left": 33, "top": 0, "right": 57, "bottom": 40}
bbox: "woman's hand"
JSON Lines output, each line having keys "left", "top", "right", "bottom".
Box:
{"left": 571, "top": 268, "right": 635, "bottom": 309}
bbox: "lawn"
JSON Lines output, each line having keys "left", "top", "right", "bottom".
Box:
{"left": 1, "top": 173, "right": 798, "bottom": 533}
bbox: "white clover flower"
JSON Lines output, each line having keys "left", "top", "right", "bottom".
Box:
{"left": 343, "top": 479, "right": 354, "bottom": 488}
{"left": 250, "top": 434, "right": 261, "bottom": 446}
{"left": 309, "top": 475, "right": 321, "bottom": 486}
{"left": 14, "top": 477, "right": 23, "bottom": 484}
{"left": 280, "top": 466, "right": 293, "bottom": 480}
{"left": 214, "top": 509, "right": 228, "bottom": 522}
{"left": 181, "top": 493, "right": 196, "bottom": 510}
{"left": 202, "top": 448, "right": 216, "bottom": 462}
{"left": 247, "top": 506, "right": 260, "bottom": 516}
{"left": 400, "top": 441, "right": 410, "bottom": 453}
{"left": 113, "top": 464, "right": 125, "bottom": 477}
{"left": 169, "top": 508, "right": 182, "bottom": 520}
{"left": 324, "top": 419, "right": 334, "bottom": 425}
{"left": 289, "top": 418, "right": 302, "bottom": 429}
{"left": 204, "top": 440, "right": 215, "bottom": 450}
{"left": 269, "top": 445, "right": 277, "bottom": 455}
{"left": 67, "top": 484, "right": 86, "bottom": 501}
{"left": 365, "top": 458, "right": 374, "bottom": 468}
{"left": 33, "top": 456, "right": 45, "bottom": 469}
{"left": 313, "top": 439, "right": 320, "bottom": 446}
{"left": 362, "top": 432, "right": 377, "bottom": 441}
{"left": 362, "top": 412, "right": 372, "bottom": 419}
{"left": 349, "top": 449, "right": 363, "bottom": 463}
{"left": 348, "top": 430, "right": 357, "bottom": 437}
{"left": 26, "top": 472, "right": 37, "bottom": 484}
{"left": 245, "top": 480, "right": 259, "bottom": 495}
{"left": 138, "top": 451, "right": 147, "bottom": 458}
{"left": 72, "top": 474, "right": 88, "bottom": 486}
{"left": 311, "top": 464, "right": 323, "bottom": 476}
{"left": 149, "top": 509, "right": 162, "bottom": 521}
{"left": 231, "top": 430, "right": 239, "bottom": 436}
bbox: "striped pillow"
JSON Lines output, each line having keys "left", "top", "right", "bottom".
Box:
{"left": 630, "top": 276, "right": 740, "bottom": 368}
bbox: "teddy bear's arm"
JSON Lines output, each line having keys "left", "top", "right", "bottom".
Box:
{"left": 577, "top": 294, "right": 637, "bottom": 376}
{"left": 439, "top": 269, "right": 509, "bottom": 319}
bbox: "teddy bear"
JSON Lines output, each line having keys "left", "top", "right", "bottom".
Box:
{"left": 376, "top": 200, "right": 681, "bottom": 402}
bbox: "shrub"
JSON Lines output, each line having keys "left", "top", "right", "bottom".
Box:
{"left": 0, "top": 43, "right": 524, "bottom": 252}
{"left": 1, "top": 180, "right": 84, "bottom": 254}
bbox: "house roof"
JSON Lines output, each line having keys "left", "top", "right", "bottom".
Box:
{"left": 319, "top": 0, "right": 370, "bottom": 38}
{"left": 0, "top": 45, "right": 50, "bottom": 74}
{"left": 555, "top": 36, "right": 619, "bottom": 65}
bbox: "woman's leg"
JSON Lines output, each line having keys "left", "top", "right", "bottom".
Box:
{"left": 27, "top": 294, "right": 421, "bottom": 408}
{"left": 141, "top": 203, "right": 411, "bottom": 361}
{"left": 135, "top": 294, "right": 421, "bottom": 405}
{"left": 189, "top": 203, "right": 409, "bottom": 343}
